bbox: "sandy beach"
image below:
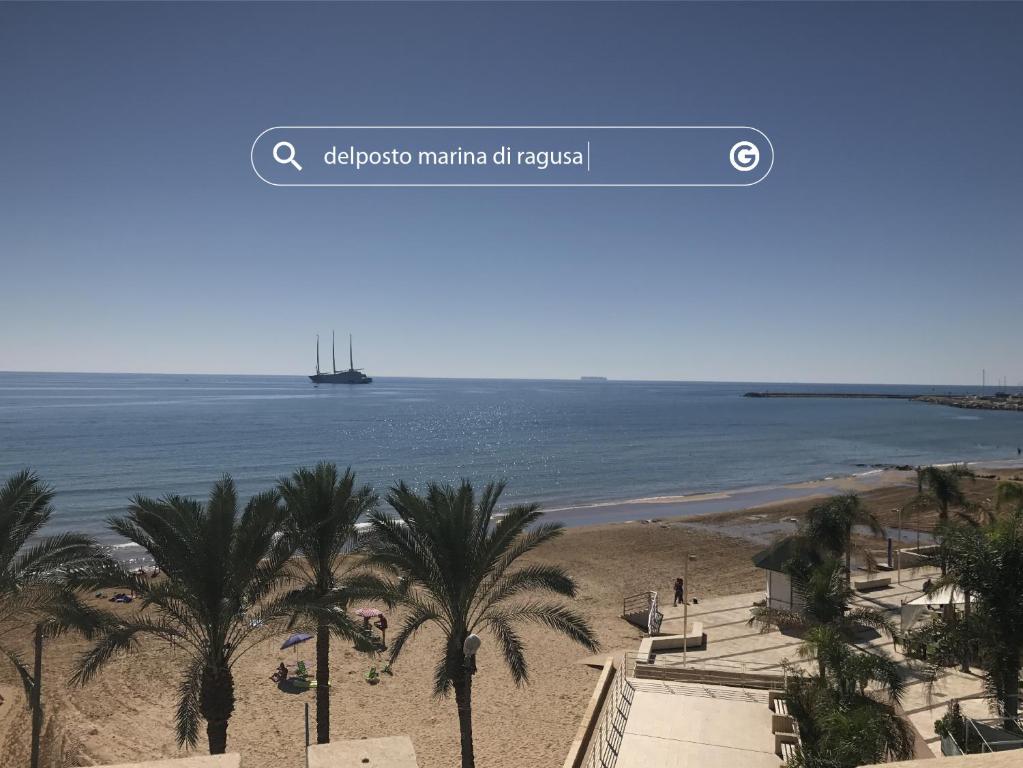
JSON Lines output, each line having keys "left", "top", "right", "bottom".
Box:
{"left": 1, "top": 464, "right": 1020, "bottom": 768}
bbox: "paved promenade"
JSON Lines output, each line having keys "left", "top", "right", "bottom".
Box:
{"left": 609, "top": 565, "right": 992, "bottom": 766}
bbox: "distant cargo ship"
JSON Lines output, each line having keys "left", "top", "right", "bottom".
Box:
{"left": 580, "top": 376, "right": 608, "bottom": 381}
{"left": 310, "top": 333, "right": 372, "bottom": 384}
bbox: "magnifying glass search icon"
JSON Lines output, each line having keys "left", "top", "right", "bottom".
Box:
{"left": 273, "top": 141, "right": 303, "bottom": 171}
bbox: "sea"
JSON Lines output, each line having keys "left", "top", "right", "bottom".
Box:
{"left": 2, "top": 372, "right": 1023, "bottom": 558}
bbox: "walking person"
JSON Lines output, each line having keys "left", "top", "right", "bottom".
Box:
{"left": 673, "top": 577, "right": 685, "bottom": 607}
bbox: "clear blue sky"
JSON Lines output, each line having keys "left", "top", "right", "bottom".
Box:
{"left": 1, "top": 1, "right": 1021, "bottom": 384}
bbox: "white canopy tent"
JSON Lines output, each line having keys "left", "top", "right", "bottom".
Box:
{"left": 901, "top": 585, "right": 965, "bottom": 634}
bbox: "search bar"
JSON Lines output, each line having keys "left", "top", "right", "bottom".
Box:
{"left": 250, "top": 126, "right": 773, "bottom": 187}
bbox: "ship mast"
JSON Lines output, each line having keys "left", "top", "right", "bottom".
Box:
{"left": 332, "top": 331, "right": 337, "bottom": 374}
{"left": 349, "top": 334, "right": 354, "bottom": 371}
{"left": 315, "top": 334, "right": 320, "bottom": 375}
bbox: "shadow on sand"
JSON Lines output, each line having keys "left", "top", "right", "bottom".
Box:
{"left": 276, "top": 678, "right": 311, "bottom": 695}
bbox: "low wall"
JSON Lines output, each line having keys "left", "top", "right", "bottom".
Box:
{"left": 308, "top": 736, "right": 419, "bottom": 768}
{"left": 561, "top": 657, "right": 616, "bottom": 768}
{"left": 76, "top": 757, "right": 241, "bottom": 768}
{"left": 867, "top": 752, "right": 1023, "bottom": 768}
{"left": 634, "top": 663, "right": 785, "bottom": 689}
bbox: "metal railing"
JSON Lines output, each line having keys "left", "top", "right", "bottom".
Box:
{"left": 584, "top": 666, "right": 636, "bottom": 768}
{"left": 621, "top": 590, "right": 661, "bottom": 634}
{"left": 622, "top": 590, "right": 654, "bottom": 618}
{"left": 943, "top": 715, "right": 1023, "bottom": 755}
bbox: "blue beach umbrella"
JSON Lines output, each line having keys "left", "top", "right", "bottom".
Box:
{"left": 280, "top": 633, "right": 313, "bottom": 651}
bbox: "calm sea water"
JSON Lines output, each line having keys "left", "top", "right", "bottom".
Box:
{"left": 2, "top": 372, "right": 1022, "bottom": 548}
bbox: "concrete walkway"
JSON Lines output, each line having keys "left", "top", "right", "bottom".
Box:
{"left": 616, "top": 680, "right": 779, "bottom": 768}
{"left": 639, "top": 566, "right": 992, "bottom": 755}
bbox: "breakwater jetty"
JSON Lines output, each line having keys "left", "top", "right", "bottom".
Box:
{"left": 744, "top": 391, "right": 1023, "bottom": 412}
{"left": 745, "top": 392, "right": 912, "bottom": 400}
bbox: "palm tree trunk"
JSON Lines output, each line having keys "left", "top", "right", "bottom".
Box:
{"left": 30, "top": 624, "right": 43, "bottom": 768}
{"left": 939, "top": 507, "right": 948, "bottom": 575}
{"left": 200, "top": 664, "right": 235, "bottom": 755}
{"left": 959, "top": 591, "right": 971, "bottom": 673}
{"left": 316, "top": 621, "right": 330, "bottom": 744}
{"left": 1004, "top": 659, "right": 1021, "bottom": 729}
{"left": 453, "top": 673, "right": 475, "bottom": 768}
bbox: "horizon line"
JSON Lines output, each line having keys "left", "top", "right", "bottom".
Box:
{"left": 0, "top": 369, "right": 1017, "bottom": 390}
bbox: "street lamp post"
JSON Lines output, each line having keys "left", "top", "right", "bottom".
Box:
{"left": 895, "top": 507, "right": 903, "bottom": 585}
{"left": 682, "top": 553, "right": 696, "bottom": 667}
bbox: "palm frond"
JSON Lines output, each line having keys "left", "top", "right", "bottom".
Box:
{"left": 473, "top": 564, "right": 577, "bottom": 624}
{"left": 0, "top": 643, "right": 34, "bottom": 702}
{"left": 485, "top": 601, "right": 598, "bottom": 653}
{"left": 487, "top": 616, "right": 528, "bottom": 684}
{"left": 0, "top": 470, "right": 55, "bottom": 568}
{"left": 175, "top": 657, "right": 204, "bottom": 748}
{"left": 842, "top": 607, "right": 897, "bottom": 640}
{"left": 387, "top": 598, "right": 443, "bottom": 666}
{"left": 748, "top": 605, "right": 808, "bottom": 634}
{"left": 72, "top": 617, "right": 175, "bottom": 686}
{"left": 40, "top": 587, "right": 118, "bottom": 640}
{"left": 11, "top": 532, "right": 107, "bottom": 581}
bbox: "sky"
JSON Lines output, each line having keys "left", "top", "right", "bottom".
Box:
{"left": 1, "top": 1, "right": 1021, "bottom": 385}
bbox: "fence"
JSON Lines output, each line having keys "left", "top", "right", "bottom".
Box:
{"left": 583, "top": 663, "right": 636, "bottom": 768}
{"left": 943, "top": 714, "right": 1023, "bottom": 755}
{"left": 622, "top": 590, "right": 662, "bottom": 634}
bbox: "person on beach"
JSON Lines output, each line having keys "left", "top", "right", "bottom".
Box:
{"left": 673, "top": 577, "right": 685, "bottom": 607}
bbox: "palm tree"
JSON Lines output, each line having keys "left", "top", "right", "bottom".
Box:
{"left": 365, "top": 480, "right": 599, "bottom": 768}
{"left": 802, "top": 494, "right": 884, "bottom": 584}
{"left": 785, "top": 629, "right": 914, "bottom": 767}
{"left": 277, "top": 463, "right": 380, "bottom": 744}
{"left": 916, "top": 464, "right": 975, "bottom": 524}
{"left": 915, "top": 466, "right": 978, "bottom": 575}
{"left": 931, "top": 510, "right": 1023, "bottom": 727}
{"left": 73, "top": 476, "right": 299, "bottom": 754}
{"left": 0, "top": 470, "right": 114, "bottom": 768}
{"left": 750, "top": 556, "right": 895, "bottom": 677}
{"left": 757, "top": 558, "right": 912, "bottom": 767}
{"left": 798, "top": 625, "right": 905, "bottom": 703}
{"left": 994, "top": 480, "right": 1023, "bottom": 517}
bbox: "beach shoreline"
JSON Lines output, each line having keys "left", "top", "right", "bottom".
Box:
{"left": 100, "top": 458, "right": 1023, "bottom": 568}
